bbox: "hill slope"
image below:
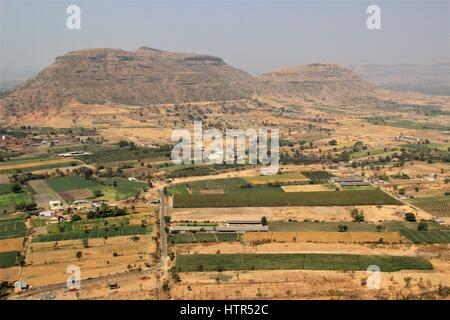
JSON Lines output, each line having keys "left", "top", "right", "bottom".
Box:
{"left": 259, "top": 63, "right": 379, "bottom": 104}
{"left": 1, "top": 47, "right": 257, "bottom": 115}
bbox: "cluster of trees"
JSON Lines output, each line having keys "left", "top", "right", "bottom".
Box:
{"left": 86, "top": 205, "right": 127, "bottom": 219}
{"left": 10, "top": 172, "right": 49, "bottom": 185}
{"left": 351, "top": 208, "right": 365, "bottom": 222}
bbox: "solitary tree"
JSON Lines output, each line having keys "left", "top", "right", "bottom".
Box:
{"left": 261, "top": 216, "right": 268, "bottom": 226}
{"left": 76, "top": 251, "right": 83, "bottom": 261}
{"left": 405, "top": 212, "right": 417, "bottom": 222}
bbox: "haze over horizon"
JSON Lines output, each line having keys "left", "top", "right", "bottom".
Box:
{"left": 1, "top": 0, "right": 449, "bottom": 81}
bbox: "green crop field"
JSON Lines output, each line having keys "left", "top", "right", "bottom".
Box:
{"left": 0, "top": 155, "right": 53, "bottom": 165}
{"left": 381, "top": 221, "right": 450, "bottom": 243}
{"left": 400, "top": 143, "right": 450, "bottom": 152}
{"left": 185, "top": 178, "right": 247, "bottom": 188}
{"left": 409, "top": 196, "right": 450, "bottom": 218}
{"left": 382, "top": 220, "right": 448, "bottom": 232}
{"left": 0, "top": 251, "right": 19, "bottom": 268}
{"left": 0, "top": 219, "right": 27, "bottom": 240}
{"left": 269, "top": 221, "right": 378, "bottom": 232}
{"left": 169, "top": 177, "right": 285, "bottom": 195}
{"left": 175, "top": 253, "right": 433, "bottom": 272}
{"left": 30, "top": 219, "right": 47, "bottom": 228}
{"left": 0, "top": 184, "right": 12, "bottom": 194}
{"left": 0, "top": 192, "right": 31, "bottom": 212}
{"left": 368, "top": 118, "right": 450, "bottom": 131}
{"left": 301, "top": 171, "right": 333, "bottom": 182}
{"left": 399, "top": 230, "right": 450, "bottom": 244}
{"left": 173, "top": 189, "right": 399, "bottom": 208}
{"left": 0, "top": 161, "right": 82, "bottom": 174}
{"left": 47, "top": 216, "right": 130, "bottom": 234}
{"left": 97, "top": 178, "right": 148, "bottom": 200}
{"left": 32, "top": 224, "right": 152, "bottom": 243}
{"left": 80, "top": 146, "right": 170, "bottom": 164}
{"left": 171, "top": 232, "right": 240, "bottom": 244}
{"left": 47, "top": 176, "right": 100, "bottom": 192}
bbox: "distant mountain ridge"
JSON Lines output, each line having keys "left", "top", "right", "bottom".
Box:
{"left": 1, "top": 47, "right": 257, "bottom": 115}
{"left": 349, "top": 63, "right": 450, "bottom": 96}
{"left": 1, "top": 47, "right": 385, "bottom": 116}
{"left": 258, "top": 63, "right": 378, "bottom": 104}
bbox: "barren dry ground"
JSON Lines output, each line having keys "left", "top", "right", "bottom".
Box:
{"left": 241, "top": 231, "right": 402, "bottom": 243}
{"left": 171, "top": 241, "right": 449, "bottom": 300}
{"left": 22, "top": 235, "right": 156, "bottom": 287}
{"left": 168, "top": 205, "right": 431, "bottom": 223}
{"left": 170, "top": 268, "right": 450, "bottom": 300}
{"left": 0, "top": 237, "right": 24, "bottom": 252}
{"left": 174, "top": 242, "right": 450, "bottom": 258}
{"left": 0, "top": 174, "right": 9, "bottom": 184}
{"left": 0, "top": 267, "right": 20, "bottom": 283}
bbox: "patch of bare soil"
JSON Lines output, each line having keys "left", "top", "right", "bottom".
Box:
{"left": 171, "top": 268, "right": 450, "bottom": 300}
{"left": 0, "top": 237, "right": 24, "bottom": 252}
{"left": 242, "top": 231, "right": 402, "bottom": 243}
{"left": 168, "top": 205, "right": 424, "bottom": 223}
{"left": 22, "top": 235, "right": 156, "bottom": 287}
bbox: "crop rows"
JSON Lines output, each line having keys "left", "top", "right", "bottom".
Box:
{"left": 173, "top": 189, "right": 399, "bottom": 208}
{"left": 175, "top": 253, "right": 433, "bottom": 272}
{"left": 32, "top": 225, "right": 152, "bottom": 243}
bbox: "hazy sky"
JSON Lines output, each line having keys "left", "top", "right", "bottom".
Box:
{"left": 0, "top": 0, "right": 449, "bottom": 79}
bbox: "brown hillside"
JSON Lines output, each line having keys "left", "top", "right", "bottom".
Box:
{"left": 1, "top": 47, "right": 257, "bottom": 115}
{"left": 259, "top": 63, "right": 379, "bottom": 103}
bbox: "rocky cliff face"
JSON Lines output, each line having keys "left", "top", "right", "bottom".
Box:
{"left": 258, "top": 63, "right": 378, "bottom": 103}
{"left": 1, "top": 49, "right": 386, "bottom": 117}
{"left": 1, "top": 47, "right": 257, "bottom": 114}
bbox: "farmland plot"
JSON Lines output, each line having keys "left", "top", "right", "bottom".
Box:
{"left": 399, "top": 229, "right": 450, "bottom": 244}
{"left": 410, "top": 196, "right": 450, "bottom": 218}
{"left": 171, "top": 232, "right": 240, "bottom": 244}
{"left": 0, "top": 219, "right": 27, "bottom": 240}
{"left": 242, "top": 231, "right": 402, "bottom": 243}
{"left": 27, "top": 179, "right": 64, "bottom": 209}
{"left": 0, "top": 251, "right": 19, "bottom": 268}
{"left": 173, "top": 190, "right": 399, "bottom": 208}
{"left": 269, "top": 221, "right": 378, "bottom": 232}
{"left": 175, "top": 253, "right": 433, "bottom": 272}
{"left": 0, "top": 192, "right": 30, "bottom": 212}
{"left": 32, "top": 224, "right": 152, "bottom": 243}
{"left": 47, "top": 176, "right": 99, "bottom": 192}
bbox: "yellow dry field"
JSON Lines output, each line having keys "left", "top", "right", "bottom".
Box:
{"left": 389, "top": 180, "right": 450, "bottom": 198}
{"left": 169, "top": 205, "right": 430, "bottom": 223}
{"left": 0, "top": 174, "right": 9, "bottom": 184}
{"left": 0, "top": 267, "right": 20, "bottom": 282}
{"left": 171, "top": 168, "right": 261, "bottom": 185}
{"left": 54, "top": 275, "right": 160, "bottom": 300}
{"left": 0, "top": 238, "right": 23, "bottom": 252}
{"left": 282, "top": 185, "right": 332, "bottom": 192}
{"left": 0, "top": 158, "right": 78, "bottom": 170}
{"left": 171, "top": 267, "right": 450, "bottom": 300}
{"left": 175, "top": 241, "right": 449, "bottom": 260}
{"left": 245, "top": 173, "right": 308, "bottom": 185}
{"left": 198, "top": 189, "right": 224, "bottom": 195}
{"left": 377, "top": 162, "right": 450, "bottom": 177}
{"left": 242, "top": 231, "right": 402, "bottom": 243}
{"left": 22, "top": 235, "right": 155, "bottom": 287}
{"left": 7, "top": 103, "right": 136, "bottom": 128}
{"left": 100, "top": 127, "right": 174, "bottom": 144}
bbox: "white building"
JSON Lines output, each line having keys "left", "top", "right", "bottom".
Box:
{"left": 49, "top": 200, "right": 64, "bottom": 211}
{"left": 38, "top": 210, "right": 53, "bottom": 217}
